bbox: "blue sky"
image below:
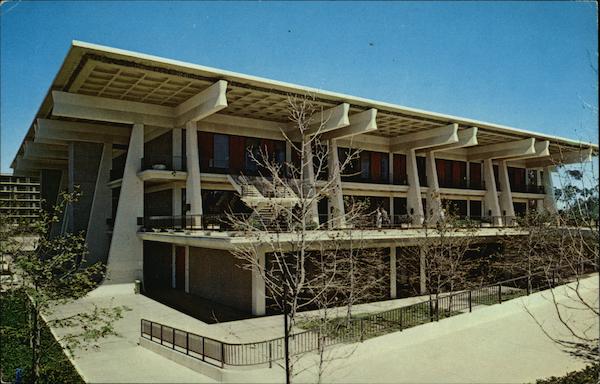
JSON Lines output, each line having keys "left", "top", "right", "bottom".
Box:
{"left": 1, "top": 1, "right": 597, "bottom": 173}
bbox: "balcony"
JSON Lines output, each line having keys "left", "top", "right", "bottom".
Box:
{"left": 142, "top": 156, "right": 186, "bottom": 172}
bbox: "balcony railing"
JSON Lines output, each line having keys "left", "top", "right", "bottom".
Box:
{"left": 511, "top": 185, "right": 545, "bottom": 194}
{"left": 139, "top": 213, "right": 517, "bottom": 233}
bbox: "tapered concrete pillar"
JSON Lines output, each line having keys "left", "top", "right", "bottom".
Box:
{"left": 186, "top": 121, "right": 202, "bottom": 227}
{"left": 302, "top": 141, "right": 319, "bottom": 226}
{"left": 390, "top": 247, "right": 397, "bottom": 299}
{"left": 252, "top": 249, "right": 266, "bottom": 316}
{"left": 406, "top": 149, "right": 424, "bottom": 225}
{"left": 542, "top": 166, "right": 557, "bottom": 213}
{"left": 105, "top": 123, "right": 144, "bottom": 284}
{"left": 482, "top": 159, "right": 501, "bottom": 225}
{"left": 85, "top": 142, "right": 112, "bottom": 266}
{"left": 419, "top": 247, "right": 427, "bottom": 295}
{"left": 327, "top": 139, "right": 345, "bottom": 228}
{"left": 497, "top": 160, "right": 515, "bottom": 225}
{"left": 425, "top": 151, "right": 444, "bottom": 224}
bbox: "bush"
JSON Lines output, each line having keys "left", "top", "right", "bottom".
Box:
{"left": 0, "top": 290, "right": 84, "bottom": 383}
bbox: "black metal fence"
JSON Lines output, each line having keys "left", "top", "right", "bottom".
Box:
{"left": 141, "top": 270, "right": 566, "bottom": 368}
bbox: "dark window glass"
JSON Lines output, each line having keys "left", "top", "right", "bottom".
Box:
{"left": 381, "top": 154, "right": 389, "bottom": 183}
{"left": 245, "top": 138, "right": 260, "bottom": 174}
{"left": 213, "top": 134, "right": 229, "bottom": 169}
{"left": 360, "top": 152, "right": 370, "bottom": 180}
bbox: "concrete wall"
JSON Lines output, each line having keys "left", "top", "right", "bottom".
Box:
{"left": 68, "top": 142, "right": 103, "bottom": 233}
{"left": 188, "top": 247, "right": 252, "bottom": 313}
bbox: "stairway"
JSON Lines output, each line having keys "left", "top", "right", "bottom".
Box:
{"left": 226, "top": 174, "right": 300, "bottom": 222}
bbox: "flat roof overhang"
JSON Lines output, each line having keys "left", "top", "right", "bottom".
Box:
{"left": 11, "top": 40, "right": 598, "bottom": 174}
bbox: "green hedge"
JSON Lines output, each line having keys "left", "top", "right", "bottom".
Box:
{"left": 0, "top": 290, "right": 84, "bottom": 383}
{"left": 535, "top": 364, "right": 599, "bottom": 384}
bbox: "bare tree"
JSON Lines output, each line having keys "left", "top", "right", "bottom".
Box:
{"left": 401, "top": 204, "right": 481, "bottom": 315}
{"left": 228, "top": 95, "right": 386, "bottom": 383}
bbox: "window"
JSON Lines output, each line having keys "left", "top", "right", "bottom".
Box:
{"left": 213, "top": 134, "right": 229, "bottom": 170}
{"left": 381, "top": 154, "right": 389, "bottom": 183}
{"left": 360, "top": 152, "right": 370, "bottom": 180}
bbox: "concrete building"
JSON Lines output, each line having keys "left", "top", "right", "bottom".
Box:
{"left": 0, "top": 173, "right": 40, "bottom": 225}
{"left": 10, "top": 41, "right": 598, "bottom": 319}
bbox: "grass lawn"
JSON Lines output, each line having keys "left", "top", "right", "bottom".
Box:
{"left": 0, "top": 289, "right": 84, "bottom": 384}
{"left": 535, "top": 363, "right": 599, "bottom": 384}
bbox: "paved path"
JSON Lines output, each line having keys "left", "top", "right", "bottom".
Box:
{"left": 48, "top": 275, "right": 598, "bottom": 383}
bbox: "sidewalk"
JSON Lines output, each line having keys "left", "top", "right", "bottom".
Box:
{"left": 47, "top": 275, "right": 598, "bottom": 383}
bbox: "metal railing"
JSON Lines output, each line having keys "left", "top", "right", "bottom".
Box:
{"left": 141, "top": 269, "right": 570, "bottom": 368}
{"left": 139, "top": 213, "right": 520, "bottom": 233}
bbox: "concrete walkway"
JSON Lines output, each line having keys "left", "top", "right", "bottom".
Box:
{"left": 48, "top": 275, "right": 598, "bottom": 383}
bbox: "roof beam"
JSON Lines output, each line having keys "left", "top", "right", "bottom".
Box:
{"left": 174, "top": 80, "right": 228, "bottom": 126}
{"left": 290, "top": 103, "right": 350, "bottom": 139}
{"left": 52, "top": 91, "right": 175, "bottom": 128}
{"left": 466, "top": 138, "right": 535, "bottom": 161}
{"left": 418, "top": 127, "right": 478, "bottom": 153}
{"left": 525, "top": 147, "right": 593, "bottom": 168}
{"left": 23, "top": 142, "right": 68, "bottom": 160}
{"left": 321, "top": 109, "right": 378, "bottom": 140}
{"left": 390, "top": 123, "right": 458, "bottom": 152}
{"left": 35, "top": 119, "right": 129, "bottom": 145}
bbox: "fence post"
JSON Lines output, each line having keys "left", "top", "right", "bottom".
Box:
{"left": 435, "top": 298, "right": 439, "bottom": 321}
{"left": 498, "top": 284, "right": 502, "bottom": 304}
{"left": 186, "top": 332, "right": 189, "bottom": 355}
{"left": 172, "top": 328, "right": 175, "bottom": 349}
{"left": 399, "top": 310, "right": 403, "bottom": 331}
{"left": 468, "top": 291, "right": 472, "bottom": 312}
{"left": 202, "top": 337, "right": 205, "bottom": 361}
{"left": 160, "top": 324, "right": 163, "bottom": 345}
{"left": 269, "top": 343, "right": 272, "bottom": 368}
{"left": 221, "top": 342, "right": 225, "bottom": 368}
{"left": 360, "top": 319, "right": 364, "bottom": 342}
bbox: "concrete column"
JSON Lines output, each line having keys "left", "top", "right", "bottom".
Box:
{"left": 327, "top": 139, "right": 345, "bottom": 228}
{"left": 406, "top": 149, "right": 424, "bottom": 225}
{"left": 252, "top": 249, "right": 266, "bottom": 316}
{"left": 482, "top": 159, "right": 501, "bottom": 225}
{"left": 185, "top": 246, "right": 190, "bottom": 293}
{"left": 105, "top": 123, "right": 144, "bottom": 284}
{"left": 419, "top": 247, "right": 427, "bottom": 295}
{"left": 84, "top": 142, "right": 112, "bottom": 266}
{"left": 390, "top": 247, "right": 397, "bottom": 299}
{"left": 173, "top": 128, "right": 182, "bottom": 171}
{"left": 389, "top": 152, "right": 394, "bottom": 224}
{"left": 185, "top": 121, "right": 203, "bottom": 227}
{"left": 172, "top": 187, "right": 182, "bottom": 217}
{"left": 466, "top": 161, "right": 470, "bottom": 187}
{"left": 425, "top": 151, "right": 443, "bottom": 224}
{"left": 542, "top": 166, "right": 557, "bottom": 213}
{"left": 497, "top": 160, "right": 515, "bottom": 225}
{"left": 302, "top": 141, "right": 319, "bottom": 226}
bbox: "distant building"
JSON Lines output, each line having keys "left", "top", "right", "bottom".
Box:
{"left": 0, "top": 173, "right": 40, "bottom": 225}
